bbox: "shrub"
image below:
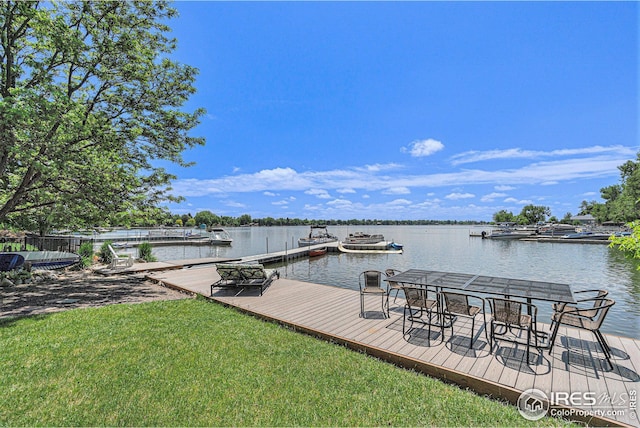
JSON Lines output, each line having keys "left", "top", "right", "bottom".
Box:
{"left": 98, "top": 240, "right": 113, "bottom": 264}
{"left": 137, "top": 242, "right": 156, "bottom": 262}
{"left": 78, "top": 242, "right": 94, "bottom": 268}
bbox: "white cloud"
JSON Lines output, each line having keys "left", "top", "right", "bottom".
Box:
{"left": 504, "top": 197, "right": 533, "bottom": 204}
{"left": 495, "top": 185, "right": 515, "bottom": 191}
{"left": 388, "top": 198, "right": 412, "bottom": 206}
{"left": 481, "top": 192, "right": 507, "bottom": 202}
{"left": 445, "top": 192, "right": 475, "bottom": 200}
{"left": 402, "top": 138, "right": 444, "bottom": 157}
{"left": 170, "top": 152, "right": 632, "bottom": 199}
{"left": 326, "top": 198, "right": 353, "bottom": 208}
{"left": 450, "top": 145, "right": 634, "bottom": 166}
{"left": 305, "top": 188, "right": 331, "bottom": 199}
{"left": 383, "top": 187, "right": 411, "bottom": 195}
{"left": 337, "top": 188, "right": 356, "bottom": 194}
{"left": 357, "top": 163, "right": 402, "bottom": 172}
{"left": 263, "top": 191, "right": 277, "bottom": 197}
{"left": 223, "top": 200, "right": 246, "bottom": 208}
{"left": 272, "top": 200, "right": 289, "bottom": 206}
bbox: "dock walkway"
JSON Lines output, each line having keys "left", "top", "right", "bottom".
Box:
{"left": 147, "top": 266, "right": 639, "bottom": 427}
{"left": 102, "top": 243, "right": 335, "bottom": 275}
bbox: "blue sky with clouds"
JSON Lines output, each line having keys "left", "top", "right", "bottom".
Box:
{"left": 162, "top": 1, "right": 637, "bottom": 221}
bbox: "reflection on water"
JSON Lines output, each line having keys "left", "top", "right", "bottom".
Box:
{"left": 125, "top": 225, "right": 639, "bottom": 339}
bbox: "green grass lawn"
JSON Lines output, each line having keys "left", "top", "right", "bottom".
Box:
{"left": 0, "top": 298, "right": 576, "bottom": 426}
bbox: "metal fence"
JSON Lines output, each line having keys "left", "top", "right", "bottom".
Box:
{"left": 0, "top": 235, "right": 87, "bottom": 253}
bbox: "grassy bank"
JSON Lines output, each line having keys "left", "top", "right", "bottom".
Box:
{"left": 0, "top": 298, "right": 574, "bottom": 426}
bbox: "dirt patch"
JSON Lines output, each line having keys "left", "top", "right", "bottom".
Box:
{"left": 0, "top": 269, "right": 190, "bottom": 319}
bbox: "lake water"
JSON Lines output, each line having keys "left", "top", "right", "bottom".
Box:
{"left": 108, "top": 225, "right": 640, "bottom": 340}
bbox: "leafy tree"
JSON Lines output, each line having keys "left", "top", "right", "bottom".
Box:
{"left": 610, "top": 221, "right": 640, "bottom": 265}
{"left": 492, "top": 210, "right": 514, "bottom": 223}
{"left": 185, "top": 217, "right": 196, "bottom": 227}
{"left": 238, "top": 214, "right": 252, "bottom": 226}
{"left": 0, "top": 1, "right": 204, "bottom": 231}
{"left": 518, "top": 205, "right": 550, "bottom": 225}
{"left": 194, "top": 210, "right": 219, "bottom": 227}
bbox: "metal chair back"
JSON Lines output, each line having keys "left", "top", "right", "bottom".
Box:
{"left": 490, "top": 297, "right": 535, "bottom": 327}
{"left": 361, "top": 270, "right": 383, "bottom": 292}
{"left": 443, "top": 292, "right": 473, "bottom": 316}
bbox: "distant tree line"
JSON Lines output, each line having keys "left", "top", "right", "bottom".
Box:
{"left": 121, "top": 210, "right": 492, "bottom": 229}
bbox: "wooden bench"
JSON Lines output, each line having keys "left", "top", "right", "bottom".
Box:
{"left": 211, "top": 263, "right": 279, "bottom": 296}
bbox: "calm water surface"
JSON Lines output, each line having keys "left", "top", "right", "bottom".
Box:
{"left": 117, "top": 225, "right": 640, "bottom": 339}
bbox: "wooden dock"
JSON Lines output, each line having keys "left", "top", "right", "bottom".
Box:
{"left": 101, "top": 243, "right": 336, "bottom": 275}
{"left": 146, "top": 266, "right": 639, "bottom": 427}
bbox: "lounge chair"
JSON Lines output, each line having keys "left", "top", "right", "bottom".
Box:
{"left": 211, "top": 263, "right": 279, "bottom": 296}
{"left": 108, "top": 244, "right": 133, "bottom": 269}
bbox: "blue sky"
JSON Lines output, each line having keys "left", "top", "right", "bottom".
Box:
{"left": 162, "top": 1, "right": 638, "bottom": 221}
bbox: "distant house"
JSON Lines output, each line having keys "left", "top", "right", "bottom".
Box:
{"left": 570, "top": 214, "right": 596, "bottom": 226}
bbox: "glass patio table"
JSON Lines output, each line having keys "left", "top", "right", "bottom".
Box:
{"left": 386, "top": 268, "right": 577, "bottom": 347}
{"left": 385, "top": 268, "right": 576, "bottom": 305}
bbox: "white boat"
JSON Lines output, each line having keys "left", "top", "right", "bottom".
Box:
{"left": 337, "top": 242, "right": 403, "bottom": 254}
{"left": 209, "top": 228, "right": 233, "bottom": 245}
{"left": 537, "top": 223, "right": 577, "bottom": 237}
{"left": 562, "top": 231, "right": 611, "bottom": 240}
{"left": 298, "top": 225, "right": 338, "bottom": 247}
{"left": 483, "top": 229, "right": 532, "bottom": 240}
{"left": 338, "top": 232, "right": 403, "bottom": 253}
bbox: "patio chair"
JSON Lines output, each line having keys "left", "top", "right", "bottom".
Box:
{"left": 552, "top": 289, "right": 609, "bottom": 319}
{"left": 384, "top": 268, "right": 404, "bottom": 303}
{"left": 359, "top": 270, "right": 389, "bottom": 318}
{"left": 108, "top": 244, "right": 133, "bottom": 269}
{"left": 441, "top": 291, "right": 487, "bottom": 348}
{"left": 548, "top": 297, "right": 616, "bottom": 370}
{"left": 402, "top": 286, "right": 439, "bottom": 339}
{"left": 488, "top": 297, "right": 539, "bottom": 362}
